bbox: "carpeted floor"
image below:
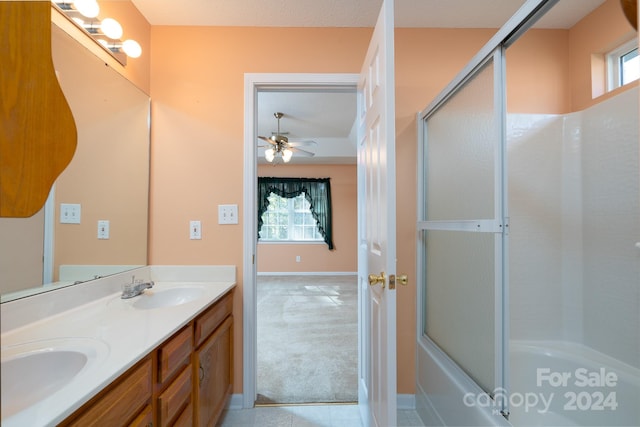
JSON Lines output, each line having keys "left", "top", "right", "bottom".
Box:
{"left": 256, "top": 275, "right": 358, "bottom": 405}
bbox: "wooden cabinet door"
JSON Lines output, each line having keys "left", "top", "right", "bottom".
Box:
{"left": 157, "top": 364, "right": 192, "bottom": 427}
{"left": 129, "top": 405, "right": 153, "bottom": 427}
{"left": 195, "top": 316, "right": 232, "bottom": 427}
{"left": 62, "top": 358, "right": 152, "bottom": 427}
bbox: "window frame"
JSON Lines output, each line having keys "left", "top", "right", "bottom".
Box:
{"left": 607, "top": 38, "right": 639, "bottom": 91}
{"left": 258, "top": 192, "right": 325, "bottom": 244}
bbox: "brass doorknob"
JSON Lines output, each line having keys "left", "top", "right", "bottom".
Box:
{"left": 368, "top": 272, "right": 386, "bottom": 288}
{"left": 389, "top": 274, "right": 409, "bottom": 289}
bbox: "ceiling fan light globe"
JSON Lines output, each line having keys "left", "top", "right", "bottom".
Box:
{"left": 265, "top": 148, "right": 275, "bottom": 162}
{"left": 282, "top": 149, "right": 293, "bottom": 163}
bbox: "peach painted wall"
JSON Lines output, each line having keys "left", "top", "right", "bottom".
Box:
{"left": 506, "top": 29, "right": 571, "bottom": 114}
{"left": 569, "top": 0, "right": 638, "bottom": 111}
{"left": 257, "top": 164, "right": 357, "bottom": 273}
{"left": 148, "top": 26, "right": 372, "bottom": 394}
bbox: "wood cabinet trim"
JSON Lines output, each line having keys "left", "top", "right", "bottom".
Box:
{"left": 158, "top": 325, "right": 193, "bottom": 385}
{"left": 194, "top": 292, "right": 233, "bottom": 347}
{"left": 61, "top": 357, "right": 152, "bottom": 426}
{"left": 157, "top": 364, "right": 192, "bottom": 427}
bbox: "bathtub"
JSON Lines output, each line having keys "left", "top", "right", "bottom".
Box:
{"left": 416, "top": 338, "right": 639, "bottom": 426}
{"left": 509, "top": 341, "right": 640, "bottom": 427}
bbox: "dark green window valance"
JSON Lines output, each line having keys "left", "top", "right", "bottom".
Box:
{"left": 258, "top": 177, "right": 334, "bottom": 250}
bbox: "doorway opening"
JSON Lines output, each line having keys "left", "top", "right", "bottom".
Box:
{"left": 243, "top": 73, "right": 360, "bottom": 408}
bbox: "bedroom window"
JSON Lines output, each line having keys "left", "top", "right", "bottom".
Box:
{"left": 259, "top": 193, "right": 324, "bottom": 242}
{"left": 257, "top": 177, "right": 334, "bottom": 249}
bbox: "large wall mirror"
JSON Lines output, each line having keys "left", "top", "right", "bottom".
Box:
{"left": 0, "top": 20, "right": 150, "bottom": 302}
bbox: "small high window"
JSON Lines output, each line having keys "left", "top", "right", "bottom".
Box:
{"left": 607, "top": 39, "right": 640, "bottom": 91}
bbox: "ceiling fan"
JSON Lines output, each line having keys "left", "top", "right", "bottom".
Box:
{"left": 258, "top": 112, "right": 316, "bottom": 163}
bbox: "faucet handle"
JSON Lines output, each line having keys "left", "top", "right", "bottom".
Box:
{"left": 121, "top": 281, "right": 135, "bottom": 297}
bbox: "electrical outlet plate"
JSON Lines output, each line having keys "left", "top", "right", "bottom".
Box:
{"left": 218, "top": 204, "right": 238, "bottom": 224}
{"left": 60, "top": 203, "right": 81, "bottom": 224}
{"left": 190, "top": 220, "right": 202, "bottom": 239}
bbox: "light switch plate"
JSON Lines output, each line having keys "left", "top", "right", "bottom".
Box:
{"left": 190, "top": 220, "right": 202, "bottom": 239}
{"left": 218, "top": 204, "right": 238, "bottom": 224}
{"left": 60, "top": 203, "right": 81, "bottom": 224}
{"left": 97, "top": 220, "right": 110, "bottom": 239}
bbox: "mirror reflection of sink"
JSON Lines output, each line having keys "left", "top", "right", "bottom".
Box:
{"left": 1, "top": 338, "right": 109, "bottom": 418}
{"left": 132, "top": 286, "right": 205, "bottom": 310}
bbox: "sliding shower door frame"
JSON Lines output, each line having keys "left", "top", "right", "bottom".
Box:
{"left": 415, "top": 0, "right": 561, "bottom": 421}
{"left": 417, "top": 47, "right": 509, "bottom": 416}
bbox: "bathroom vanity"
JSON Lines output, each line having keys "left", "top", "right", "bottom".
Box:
{"left": 0, "top": 266, "right": 236, "bottom": 427}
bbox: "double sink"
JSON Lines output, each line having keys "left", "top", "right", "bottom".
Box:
{"left": 1, "top": 285, "right": 206, "bottom": 420}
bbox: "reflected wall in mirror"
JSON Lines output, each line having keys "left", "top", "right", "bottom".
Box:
{"left": 0, "top": 20, "right": 150, "bottom": 302}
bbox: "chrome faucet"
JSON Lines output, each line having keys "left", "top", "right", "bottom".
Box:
{"left": 121, "top": 275, "right": 155, "bottom": 299}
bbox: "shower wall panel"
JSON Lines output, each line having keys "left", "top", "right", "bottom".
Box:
{"left": 508, "top": 87, "right": 639, "bottom": 368}
{"left": 580, "top": 88, "right": 639, "bottom": 368}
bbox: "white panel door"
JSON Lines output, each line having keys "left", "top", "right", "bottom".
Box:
{"left": 357, "top": 1, "right": 396, "bottom": 426}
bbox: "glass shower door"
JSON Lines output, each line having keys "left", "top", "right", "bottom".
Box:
{"left": 419, "top": 50, "right": 508, "bottom": 408}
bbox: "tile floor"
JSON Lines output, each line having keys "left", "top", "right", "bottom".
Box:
{"left": 217, "top": 404, "right": 424, "bottom": 427}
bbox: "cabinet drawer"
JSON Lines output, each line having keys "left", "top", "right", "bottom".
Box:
{"left": 158, "top": 325, "right": 192, "bottom": 384}
{"left": 129, "top": 405, "right": 153, "bottom": 427}
{"left": 172, "top": 402, "right": 193, "bottom": 427}
{"left": 157, "top": 364, "right": 192, "bottom": 427}
{"left": 63, "top": 358, "right": 152, "bottom": 426}
{"left": 195, "top": 291, "right": 233, "bottom": 347}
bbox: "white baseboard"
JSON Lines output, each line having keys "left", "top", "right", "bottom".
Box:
{"left": 398, "top": 394, "right": 416, "bottom": 409}
{"left": 257, "top": 271, "right": 357, "bottom": 276}
{"left": 227, "top": 394, "right": 244, "bottom": 410}
{"left": 229, "top": 393, "right": 416, "bottom": 410}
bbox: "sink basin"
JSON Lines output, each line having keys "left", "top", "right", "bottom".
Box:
{"left": 131, "top": 286, "right": 205, "bottom": 310}
{"left": 1, "top": 338, "right": 109, "bottom": 418}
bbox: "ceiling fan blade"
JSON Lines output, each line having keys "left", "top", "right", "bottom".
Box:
{"left": 287, "top": 140, "right": 317, "bottom": 147}
{"left": 289, "top": 147, "right": 315, "bottom": 157}
{"left": 258, "top": 135, "right": 277, "bottom": 145}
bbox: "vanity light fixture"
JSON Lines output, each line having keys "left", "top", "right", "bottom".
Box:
{"left": 51, "top": 0, "right": 142, "bottom": 65}
{"left": 100, "top": 17, "right": 122, "bottom": 39}
{"left": 73, "top": 0, "right": 99, "bottom": 18}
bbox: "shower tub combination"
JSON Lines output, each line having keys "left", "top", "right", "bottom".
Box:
{"left": 416, "top": 55, "right": 639, "bottom": 427}
{"left": 509, "top": 341, "right": 640, "bottom": 426}
{"left": 417, "top": 340, "right": 640, "bottom": 427}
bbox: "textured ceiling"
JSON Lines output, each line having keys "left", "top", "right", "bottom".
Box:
{"left": 131, "top": 0, "right": 605, "bottom": 28}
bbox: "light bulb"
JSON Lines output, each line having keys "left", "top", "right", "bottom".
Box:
{"left": 282, "top": 149, "right": 293, "bottom": 163}
{"left": 101, "top": 18, "right": 123, "bottom": 39}
{"left": 264, "top": 148, "right": 275, "bottom": 163}
{"left": 122, "top": 39, "right": 142, "bottom": 58}
{"left": 73, "top": 0, "right": 99, "bottom": 18}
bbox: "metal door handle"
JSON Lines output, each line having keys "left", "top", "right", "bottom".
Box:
{"left": 368, "top": 272, "right": 386, "bottom": 288}
{"left": 389, "top": 274, "right": 408, "bottom": 289}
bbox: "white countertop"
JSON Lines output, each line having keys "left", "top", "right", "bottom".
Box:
{"left": 0, "top": 266, "right": 236, "bottom": 427}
